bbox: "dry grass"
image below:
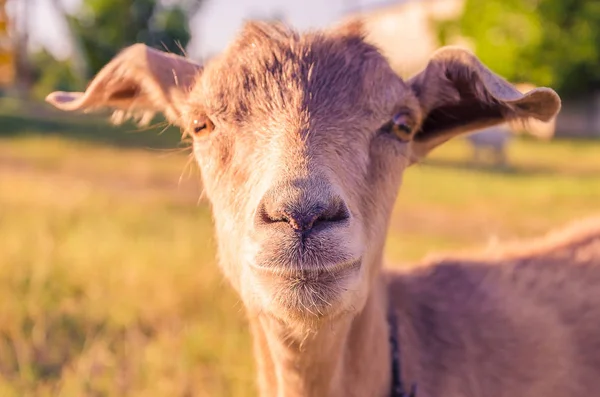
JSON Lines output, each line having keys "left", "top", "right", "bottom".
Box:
{"left": 0, "top": 116, "right": 599, "bottom": 396}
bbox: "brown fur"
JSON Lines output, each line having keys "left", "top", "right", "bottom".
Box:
{"left": 44, "top": 20, "right": 599, "bottom": 397}
{"left": 391, "top": 216, "right": 600, "bottom": 396}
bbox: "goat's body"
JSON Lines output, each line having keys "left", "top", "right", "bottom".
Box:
{"left": 388, "top": 218, "right": 600, "bottom": 396}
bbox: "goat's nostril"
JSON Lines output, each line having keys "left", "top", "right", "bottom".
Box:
{"left": 320, "top": 201, "right": 350, "bottom": 224}
{"left": 260, "top": 209, "right": 288, "bottom": 225}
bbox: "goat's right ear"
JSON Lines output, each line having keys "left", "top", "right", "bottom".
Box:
{"left": 408, "top": 47, "right": 561, "bottom": 159}
{"left": 46, "top": 44, "right": 202, "bottom": 126}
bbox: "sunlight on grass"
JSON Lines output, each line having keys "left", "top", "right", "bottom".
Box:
{"left": 387, "top": 138, "right": 600, "bottom": 261}
{"left": 0, "top": 171, "right": 253, "bottom": 396}
{"left": 1, "top": 128, "right": 599, "bottom": 395}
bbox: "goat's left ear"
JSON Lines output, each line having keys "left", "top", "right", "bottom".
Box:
{"left": 408, "top": 47, "right": 561, "bottom": 158}
{"left": 46, "top": 44, "right": 201, "bottom": 126}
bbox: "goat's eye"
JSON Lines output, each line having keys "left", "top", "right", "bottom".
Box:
{"left": 390, "top": 113, "right": 414, "bottom": 142}
{"left": 191, "top": 117, "right": 214, "bottom": 137}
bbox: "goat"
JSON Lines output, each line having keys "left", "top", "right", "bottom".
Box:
{"left": 46, "top": 21, "right": 600, "bottom": 397}
{"left": 465, "top": 125, "right": 512, "bottom": 167}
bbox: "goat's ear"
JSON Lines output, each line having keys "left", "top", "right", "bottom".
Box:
{"left": 45, "top": 44, "right": 201, "bottom": 126}
{"left": 408, "top": 47, "right": 561, "bottom": 158}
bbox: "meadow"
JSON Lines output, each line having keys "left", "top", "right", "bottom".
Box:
{"left": 1, "top": 104, "right": 599, "bottom": 396}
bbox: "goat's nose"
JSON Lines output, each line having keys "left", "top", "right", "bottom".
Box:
{"left": 258, "top": 190, "right": 350, "bottom": 233}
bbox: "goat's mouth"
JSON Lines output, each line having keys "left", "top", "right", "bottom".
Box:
{"left": 250, "top": 220, "right": 363, "bottom": 273}
{"left": 249, "top": 257, "right": 361, "bottom": 278}
{"left": 244, "top": 221, "right": 365, "bottom": 318}
{"left": 247, "top": 258, "right": 363, "bottom": 320}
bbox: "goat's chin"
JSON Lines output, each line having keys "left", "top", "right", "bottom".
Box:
{"left": 242, "top": 259, "right": 365, "bottom": 324}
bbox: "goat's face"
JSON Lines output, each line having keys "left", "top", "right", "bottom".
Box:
{"left": 46, "top": 21, "right": 561, "bottom": 325}
{"left": 186, "top": 23, "right": 418, "bottom": 322}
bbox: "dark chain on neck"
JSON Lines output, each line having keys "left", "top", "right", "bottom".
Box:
{"left": 388, "top": 310, "right": 417, "bottom": 397}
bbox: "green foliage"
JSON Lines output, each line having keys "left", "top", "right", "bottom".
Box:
{"left": 68, "top": 0, "right": 201, "bottom": 77}
{"left": 438, "top": 0, "right": 600, "bottom": 96}
{"left": 29, "top": 50, "right": 82, "bottom": 100}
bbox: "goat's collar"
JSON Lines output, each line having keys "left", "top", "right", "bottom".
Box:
{"left": 388, "top": 309, "right": 417, "bottom": 397}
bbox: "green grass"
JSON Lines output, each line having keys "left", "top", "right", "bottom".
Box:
{"left": 1, "top": 108, "right": 599, "bottom": 396}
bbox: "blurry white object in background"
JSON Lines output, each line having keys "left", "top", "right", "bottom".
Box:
{"left": 466, "top": 125, "right": 512, "bottom": 167}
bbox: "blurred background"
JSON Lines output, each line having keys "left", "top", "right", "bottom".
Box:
{"left": 0, "top": 0, "right": 599, "bottom": 395}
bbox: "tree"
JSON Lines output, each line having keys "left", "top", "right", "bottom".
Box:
{"left": 437, "top": 0, "right": 600, "bottom": 97}
{"left": 30, "top": 49, "right": 80, "bottom": 100}
{"left": 68, "top": 0, "right": 202, "bottom": 78}
{"left": 9, "top": 0, "right": 34, "bottom": 96}
{"left": 0, "top": 0, "right": 15, "bottom": 88}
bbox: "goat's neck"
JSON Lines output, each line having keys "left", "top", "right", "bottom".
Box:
{"left": 249, "top": 279, "right": 391, "bottom": 397}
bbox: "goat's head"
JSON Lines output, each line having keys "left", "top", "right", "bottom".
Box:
{"left": 46, "top": 21, "right": 560, "bottom": 326}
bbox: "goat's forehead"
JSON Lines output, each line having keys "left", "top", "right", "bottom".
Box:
{"left": 192, "top": 24, "right": 408, "bottom": 126}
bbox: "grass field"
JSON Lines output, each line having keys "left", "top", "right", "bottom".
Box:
{"left": 1, "top": 108, "right": 599, "bottom": 396}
